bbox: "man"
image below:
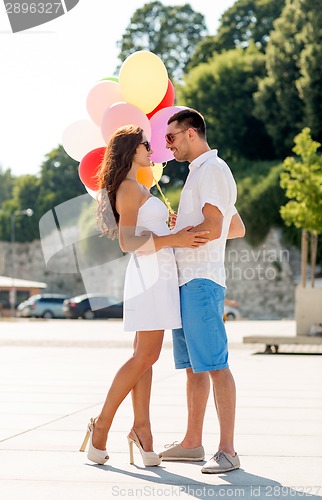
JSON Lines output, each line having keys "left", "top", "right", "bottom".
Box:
{"left": 159, "top": 108, "right": 245, "bottom": 474}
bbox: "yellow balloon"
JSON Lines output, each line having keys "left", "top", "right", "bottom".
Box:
{"left": 151, "top": 163, "right": 164, "bottom": 187}
{"left": 119, "top": 51, "right": 168, "bottom": 114}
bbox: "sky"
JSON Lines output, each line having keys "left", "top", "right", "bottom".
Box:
{"left": 0, "top": 0, "right": 235, "bottom": 177}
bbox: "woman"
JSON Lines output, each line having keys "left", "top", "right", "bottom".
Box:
{"left": 79, "top": 125, "right": 208, "bottom": 466}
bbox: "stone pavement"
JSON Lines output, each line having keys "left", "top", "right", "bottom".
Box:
{"left": 0, "top": 319, "right": 321, "bottom": 499}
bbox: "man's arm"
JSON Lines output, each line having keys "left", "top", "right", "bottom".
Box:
{"left": 227, "top": 212, "right": 245, "bottom": 239}
{"left": 189, "top": 204, "right": 245, "bottom": 241}
{"left": 190, "top": 203, "right": 223, "bottom": 241}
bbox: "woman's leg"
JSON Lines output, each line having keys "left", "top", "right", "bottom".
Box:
{"left": 131, "top": 332, "right": 155, "bottom": 452}
{"left": 92, "top": 330, "right": 164, "bottom": 451}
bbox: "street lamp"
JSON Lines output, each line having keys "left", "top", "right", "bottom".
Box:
{"left": 10, "top": 209, "right": 34, "bottom": 317}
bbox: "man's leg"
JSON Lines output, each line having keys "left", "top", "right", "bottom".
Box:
{"left": 201, "top": 367, "right": 240, "bottom": 474}
{"left": 209, "top": 368, "right": 236, "bottom": 456}
{"left": 181, "top": 368, "right": 210, "bottom": 448}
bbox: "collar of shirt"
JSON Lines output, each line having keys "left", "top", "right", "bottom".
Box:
{"left": 189, "top": 149, "right": 218, "bottom": 172}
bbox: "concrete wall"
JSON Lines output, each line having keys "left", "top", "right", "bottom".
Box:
{"left": 0, "top": 227, "right": 300, "bottom": 319}
{"left": 295, "top": 286, "right": 322, "bottom": 335}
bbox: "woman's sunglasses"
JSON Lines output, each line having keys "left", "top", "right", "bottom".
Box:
{"left": 140, "top": 140, "right": 151, "bottom": 152}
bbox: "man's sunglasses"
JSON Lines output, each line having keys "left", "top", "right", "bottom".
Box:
{"left": 141, "top": 140, "right": 151, "bottom": 152}
{"left": 165, "top": 128, "right": 188, "bottom": 144}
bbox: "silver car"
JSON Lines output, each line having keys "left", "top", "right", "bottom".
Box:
{"left": 17, "top": 294, "right": 69, "bottom": 319}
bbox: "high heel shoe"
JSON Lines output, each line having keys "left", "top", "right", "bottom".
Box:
{"left": 79, "top": 418, "right": 109, "bottom": 465}
{"left": 127, "top": 429, "right": 161, "bottom": 467}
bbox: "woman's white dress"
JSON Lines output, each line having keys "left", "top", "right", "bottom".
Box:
{"left": 123, "top": 197, "right": 182, "bottom": 331}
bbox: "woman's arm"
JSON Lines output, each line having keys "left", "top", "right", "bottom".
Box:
{"left": 117, "top": 183, "right": 209, "bottom": 253}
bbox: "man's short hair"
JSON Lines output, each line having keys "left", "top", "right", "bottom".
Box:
{"left": 168, "top": 108, "right": 206, "bottom": 138}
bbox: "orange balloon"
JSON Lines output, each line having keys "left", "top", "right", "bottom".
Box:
{"left": 137, "top": 166, "right": 153, "bottom": 188}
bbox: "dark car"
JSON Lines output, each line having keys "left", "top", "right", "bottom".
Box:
{"left": 16, "top": 293, "right": 69, "bottom": 319}
{"left": 63, "top": 294, "right": 123, "bottom": 320}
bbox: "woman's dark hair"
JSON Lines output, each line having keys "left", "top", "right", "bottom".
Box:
{"left": 168, "top": 108, "right": 206, "bottom": 138}
{"left": 96, "top": 125, "right": 143, "bottom": 238}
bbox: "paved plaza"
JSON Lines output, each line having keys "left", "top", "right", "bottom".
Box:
{"left": 0, "top": 319, "right": 321, "bottom": 499}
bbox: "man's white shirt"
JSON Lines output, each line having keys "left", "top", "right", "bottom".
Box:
{"left": 174, "top": 150, "right": 237, "bottom": 288}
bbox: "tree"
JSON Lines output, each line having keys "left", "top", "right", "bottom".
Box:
{"left": 280, "top": 128, "right": 322, "bottom": 287}
{"left": 0, "top": 147, "right": 86, "bottom": 243}
{"left": 214, "top": 0, "right": 284, "bottom": 52}
{"left": 188, "top": 0, "right": 285, "bottom": 70}
{"left": 296, "top": 0, "right": 322, "bottom": 145}
{"left": 178, "top": 46, "right": 274, "bottom": 160}
{"left": 116, "top": 1, "right": 207, "bottom": 81}
{"left": 254, "top": 0, "right": 322, "bottom": 157}
{"left": 0, "top": 174, "right": 40, "bottom": 241}
{"left": 37, "top": 145, "right": 85, "bottom": 217}
{"left": 0, "top": 166, "right": 15, "bottom": 205}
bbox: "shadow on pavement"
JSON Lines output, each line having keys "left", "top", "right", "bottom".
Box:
{"left": 86, "top": 463, "right": 321, "bottom": 499}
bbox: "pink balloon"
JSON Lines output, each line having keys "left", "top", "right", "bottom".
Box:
{"left": 150, "top": 106, "right": 187, "bottom": 163}
{"left": 86, "top": 81, "right": 124, "bottom": 126}
{"left": 101, "top": 102, "right": 151, "bottom": 143}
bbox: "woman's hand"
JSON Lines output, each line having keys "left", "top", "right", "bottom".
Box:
{"left": 174, "top": 226, "right": 209, "bottom": 248}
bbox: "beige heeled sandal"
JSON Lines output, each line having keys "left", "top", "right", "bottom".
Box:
{"left": 127, "top": 429, "right": 161, "bottom": 467}
{"left": 80, "top": 418, "right": 109, "bottom": 465}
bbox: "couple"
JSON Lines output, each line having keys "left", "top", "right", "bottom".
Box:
{"left": 79, "top": 108, "right": 245, "bottom": 474}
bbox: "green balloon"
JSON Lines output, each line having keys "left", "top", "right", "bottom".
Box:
{"left": 100, "top": 77, "right": 119, "bottom": 82}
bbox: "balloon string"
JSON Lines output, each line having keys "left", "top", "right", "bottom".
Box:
{"left": 151, "top": 161, "right": 175, "bottom": 215}
{"left": 153, "top": 178, "right": 175, "bottom": 214}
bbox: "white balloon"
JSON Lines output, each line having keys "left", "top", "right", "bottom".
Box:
{"left": 62, "top": 119, "right": 106, "bottom": 161}
{"left": 84, "top": 184, "right": 99, "bottom": 199}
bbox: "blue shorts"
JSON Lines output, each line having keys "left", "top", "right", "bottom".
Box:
{"left": 172, "top": 279, "right": 229, "bottom": 373}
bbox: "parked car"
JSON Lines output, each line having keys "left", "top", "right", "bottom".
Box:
{"left": 63, "top": 294, "right": 123, "bottom": 319}
{"left": 16, "top": 293, "right": 69, "bottom": 319}
{"left": 224, "top": 300, "right": 240, "bottom": 321}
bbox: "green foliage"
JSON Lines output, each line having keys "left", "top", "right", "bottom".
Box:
{"left": 235, "top": 162, "right": 287, "bottom": 245}
{"left": 296, "top": 1, "right": 322, "bottom": 144}
{"left": 0, "top": 166, "right": 15, "bottom": 205}
{"left": 37, "top": 145, "right": 85, "bottom": 217}
{"left": 254, "top": 0, "right": 322, "bottom": 156}
{"left": 178, "top": 46, "right": 274, "bottom": 160}
{"left": 0, "top": 146, "right": 86, "bottom": 243}
{"left": 116, "top": 1, "right": 207, "bottom": 81}
{"left": 280, "top": 127, "right": 322, "bottom": 234}
{"left": 188, "top": 0, "right": 284, "bottom": 70}
{"left": 214, "top": 0, "right": 284, "bottom": 52}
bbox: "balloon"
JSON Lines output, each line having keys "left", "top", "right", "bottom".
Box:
{"left": 119, "top": 51, "right": 168, "bottom": 114}
{"left": 84, "top": 185, "right": 99, "bottom": 199}
{"left": 78, "top": 147, "right": 106, "bottom": 191}
{"left": 86, "top": 81, "right": 124, "bottom": 126}
{"left": 147, "top": 79, "right": 175, "bottom": 119}
{"left": 100, "top": 77, "right": 119, "bottom": 82}
{"left": 137, "top": 163, "right": 164, "bottom": 189}
{"left": 150, "top": 106, "right": 188, "bottom": 163}
{"left": 151, "top": 162, "right": 164, "bottom": 187}
{"left": 137, "top": 166, "right": 153, "bottom": 189}
{"left": 101, "top": 102, "right": 151, "bottom": 144}
{"left": 62, "top": 119, "right": 106, "bottom": 161}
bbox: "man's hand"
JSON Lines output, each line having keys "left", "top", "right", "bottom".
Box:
{"left": 169, "top": 213, "right": 177, "bottom": 230}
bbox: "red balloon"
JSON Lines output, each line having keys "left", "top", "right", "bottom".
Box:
{"left": 146, "top": 79, "right": 175, "bottom": 119}
{"left": 78, "top": 147, "right": 106, "bottom": 191}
